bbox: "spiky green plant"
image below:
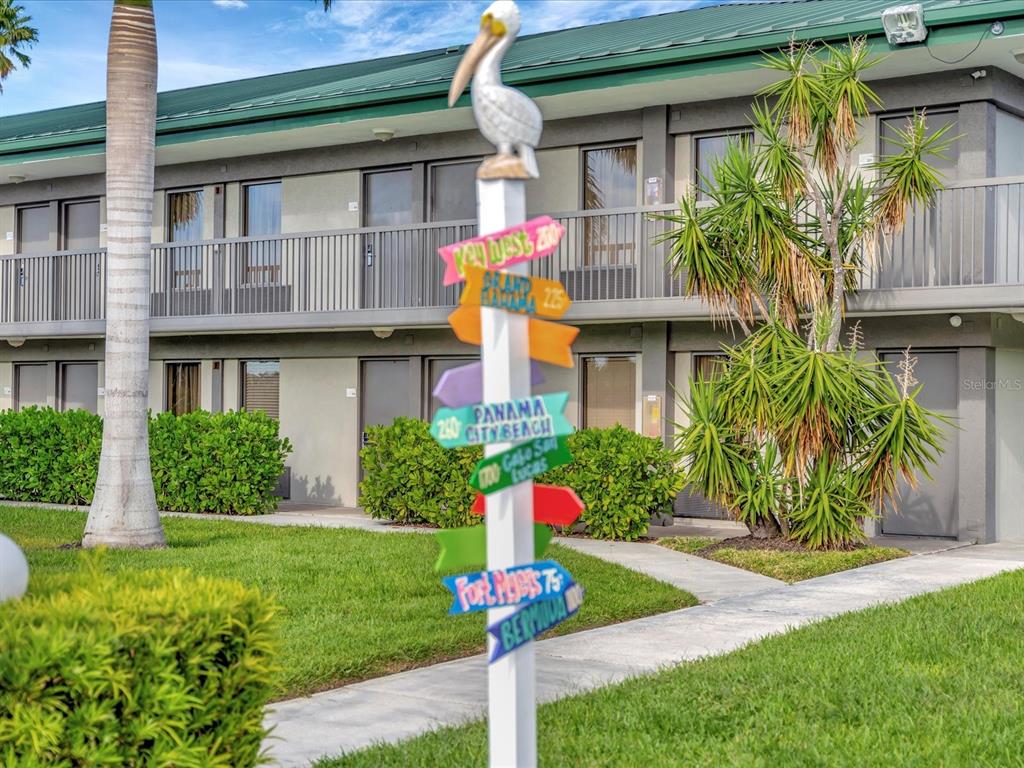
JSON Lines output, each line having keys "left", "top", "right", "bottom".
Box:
{"left": 668, "top": 40, "right": 950, "bottom": 549}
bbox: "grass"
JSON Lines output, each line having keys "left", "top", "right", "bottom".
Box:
{"left": 0, "top": 506, "right": 696, "bottom": 698}
{"left": 659, "top": 537, "right": 908, "bottom": 583}
{"left": 319, "top": 568, "right": 1024, "bottom": 767}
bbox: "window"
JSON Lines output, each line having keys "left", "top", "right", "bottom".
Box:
{"left": 582, "top": 145, "right": 637, "bottom": 267}
{"left": 168, "top": 189, "right": 205, "bottom": 289}
{"left": 243, "top": 181, "right": 282, "bottom": 284}
{"left": 693, "top": 353, "right": 728, "bottom": 383}
{"left": 59, "top": 362, "right": 98, "bottom": 413}
{"left": 583, "top": 145, "right": 637, "bottom": 211}
{"left": 166, "top": 362, "right": 200, "bottom": 416}
{"left": 13, "top": 363, "right": 47, "bottom": 411}
{"left": 880, "top": 112, "right": 958, "bottom": 177}
{"left": 695, "top": 131, "right": 753, "bottom": 200}
{"left": 364, "top": 169, "right": 413, "bottom": 226}
{"left": 430, "top": 161, "right": 477, "bottom": 222}
{"left": 426, "top": 356, "right": 478, "bottom": 416}
{"left": 582, "top": 355, "right": 637, "bottom": 430}
{"left": 168, "top": 189, "right": 204, "bottom": 242}
{"left": 16, "top": 205, "right": 50, "bottom": 254}
{"left": 61, "top": 200, "right": 100, "bottom": 250}
{"left": 241, "top": 360, "right": 280, "bottom": 420}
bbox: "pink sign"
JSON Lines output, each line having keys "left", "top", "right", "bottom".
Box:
{"left": 438, "top": 215, "right": 565, "bottom": 286}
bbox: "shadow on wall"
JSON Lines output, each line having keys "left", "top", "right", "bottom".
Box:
{"left": 290, "top": 474, "right": 339, "bottom": 505}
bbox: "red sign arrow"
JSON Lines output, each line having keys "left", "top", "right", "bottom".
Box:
{"left": 472, "top": 484, "right": 585, "bottom": 527}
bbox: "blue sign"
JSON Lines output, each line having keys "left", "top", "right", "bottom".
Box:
{"left": 443, "top": 560, "right": 574, "bottom": 615}
{"left": 487, "top": 582, "right": 584, "bottom": 663}
{"left": 430, "top": 392, "right": 572, "bottom": 449}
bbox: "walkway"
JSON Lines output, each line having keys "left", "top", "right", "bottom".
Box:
{"left": 263, "top": 541, "right": 1024, "bottom": 767}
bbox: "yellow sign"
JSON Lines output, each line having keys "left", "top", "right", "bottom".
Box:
{"left": 461, "top": 266, "right": 571, "bottom": 320}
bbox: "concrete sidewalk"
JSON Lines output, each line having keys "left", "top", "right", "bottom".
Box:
{"left": 264, "top": 541, "right": 1024, "bottom": 767}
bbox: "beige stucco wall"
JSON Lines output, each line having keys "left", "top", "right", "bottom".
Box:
{"left": 151, "top": 190, "right": 166, "bottom": 243}
{"left": 0, "top": 361, "right": 12, "bottom": 410}
{"left": 222, "top": 358, "right": 240, "bottom": 411}
{"left": 673, "top": 135, "right": 692, "bottom": 201}
{"left": 200, "top": 360, "right": 215, "bottom": 411}
{"left": 279, "top": 357, "right": 359, "bottom": 506}
{"left": 995, "top": 349, "right": 1024, "bottom": 540}
{"left": 148, "top": 362, "right": 163, "bottom": 413}
{"left": 527, "top": 147, "right": 578, "bottom": 214}
{"left": 224, "top": 182, "right": 241, "bottom": 238}
{"left": 282, "top": 171, "right": 360, "bottom": 234}
{"left": 0, "top": 205, "right": 14, "bottom": 256}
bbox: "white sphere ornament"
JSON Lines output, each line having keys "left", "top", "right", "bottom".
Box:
{"left": 0, "top": 533, "right": 29, "bottom": 603}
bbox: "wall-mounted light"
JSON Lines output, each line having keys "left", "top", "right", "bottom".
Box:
{"left": 5, "top": 338, "right": 25, "bottom": 348}
{"left": 949, "top": 314, "right": 963, "bottom": 328}
{"left": 7, "top": 175, "right": 25, "bottom": 184}
{"left": 372, "top": 128, "right": 395, "bottom": 142}
{"left": 881, "top": 4, "right": 928, "bottom": 45}
{"left": 372, "top": 327, "right": 394, "bottom": 339}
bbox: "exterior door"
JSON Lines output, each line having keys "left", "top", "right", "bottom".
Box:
{"left": 362, "top": 170, "right": 414, "bottom": 309}
{"left": 13, "top": 363, "right": 48, "bottom": 410}
{"left": 880, "top": 351, "right": 959, "bottom": 537}
{"left": 59, "top": 362, "right": 98, "bottom": 413}
{"left": 360, "top": 359, "right": 415, "bottom": 452}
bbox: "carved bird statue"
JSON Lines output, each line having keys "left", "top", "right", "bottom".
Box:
{"left": 448, "top": 0, "right": 542, "bottom": 179}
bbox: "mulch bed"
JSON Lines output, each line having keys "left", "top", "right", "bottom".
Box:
{"left": 697, "top": 535, "right": 867, "bottom": 554}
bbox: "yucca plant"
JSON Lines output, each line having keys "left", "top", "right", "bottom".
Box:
{"left": 669, "top": 40, "right": 950, "bottom": 549}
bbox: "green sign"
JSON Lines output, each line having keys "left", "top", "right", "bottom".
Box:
{"left": 434, "top": 523, "right": 553, "bottom": 573}
{"left": 469, "top": 436, "right": 572, "bottom": 494}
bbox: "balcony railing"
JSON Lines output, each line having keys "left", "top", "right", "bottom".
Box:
{"left": 1, "top": 176, "right": 1022, "bottom": 334}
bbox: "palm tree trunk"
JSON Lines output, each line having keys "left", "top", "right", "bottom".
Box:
{"left": 83, "top": 0, "right": 164, "bottom": 549}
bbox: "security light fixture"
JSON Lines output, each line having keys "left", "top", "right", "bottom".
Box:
{"left": 881, "top": 4, "right": 928, "bottom": 45}
{"left": 949, "top": 314, "right": 963, "bottom": 328}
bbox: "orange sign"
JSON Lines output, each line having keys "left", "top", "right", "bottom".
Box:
{"left": 461, "top": 265, "right": 571, "bottom": 320}
{"left": 448, "top": 305, "right": 578, "bottom": 368}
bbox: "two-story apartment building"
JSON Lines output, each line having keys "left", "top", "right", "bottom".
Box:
{"left": 0, "top": 0, "right": 1022, "bottom": 541}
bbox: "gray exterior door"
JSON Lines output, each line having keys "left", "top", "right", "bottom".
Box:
{"left": 880, "top": 351, "right": 959, "bottom": 537}
{"left": 59, "top": 362, "right": 98, "bottom": 413}
{"left": 14, "top": 363, "right": 48, "bottom": 410}
{"left": 360, "top": 359, "right": 415, "bottom": 450}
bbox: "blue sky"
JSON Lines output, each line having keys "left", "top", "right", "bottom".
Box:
{"left": 1, "top": 0, "right": 714, "bottom": 117}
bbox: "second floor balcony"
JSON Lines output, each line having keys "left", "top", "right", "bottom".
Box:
{"left": 2, "top": 176, "right": 1022, "bottom": 339}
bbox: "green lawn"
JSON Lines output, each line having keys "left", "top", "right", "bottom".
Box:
{"left": 659, "top": 537, "right": 907, "bottom": 583}
{"left": 0, "top": 506, "right": 695, "bottom": 698}
{"left": 320, "top": 569, "right": 1024, "bottom": 768}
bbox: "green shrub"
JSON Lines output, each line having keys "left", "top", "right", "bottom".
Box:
{"left": 359, "top": 417, "right": 481, "bottom": 528}
{"left": 150, "top": 410, "right": 292, "bottom": 516}
{"left": 0, "top": 556, "right": 277, "bottom": 767}
{"left": 0, "top": 407, "right": 102, "bottom": 505}
{"left": 542, "top": 426, "right": 684, "bottom": 541}
{"left": 0, "top": 407, "right": 291, "bottom": 515}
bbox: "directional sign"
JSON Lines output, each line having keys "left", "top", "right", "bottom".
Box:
{"left": 431, "top": 392, "right": 572, "bottom": 449}
{"left": 461, "top": 265, "right": 571, "bottom": 320}
{"left": 433, "top": 360, "right": 545, "bottom": 409}
{"left": 442, "top": 560, "right": 574, "bottom": 615}
{"left": 487, "top": 582, "right": 584, "bottom": 663}
{"left": 448, "top": 305, "right": 578, "bottom": 368}
{"left": 469, "top": 436, "right": 572, "bottom": 494}
{"left": 473, "top": 484, "right": 585, "bottom": 527}
{"left": 434, "top": 523, "right": 553, "bottom": 573}
{"left": 439, "top": 215, "right": 565, "bottom": 286}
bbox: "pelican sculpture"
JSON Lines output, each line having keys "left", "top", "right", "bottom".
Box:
{"left": 449, "top": 0, "right": 542, "bottom": 179}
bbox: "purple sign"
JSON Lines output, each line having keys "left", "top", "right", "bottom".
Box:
{"left": 432, "top": 360, "right": 545, "bottom": 409}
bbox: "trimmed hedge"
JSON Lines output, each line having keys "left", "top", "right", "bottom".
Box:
{"left": 542, "top": 426, "right": 683, "bottom": 541}
{"left": 0, "top": 407, "right": 292, "bottom": 515}
{"left": 0, "top": 557, "right": 277, "bottom": 767}
{"left": 359, "top": 416, "right": 481, "bottom": 528}
{"left": 359, "top": 419, "right": 683, "bottom": 540}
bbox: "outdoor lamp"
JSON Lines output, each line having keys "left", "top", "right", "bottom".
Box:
{"left": 881, "top": 4, "right": 928, "bottom": 45}
{"left": 0, "top": 533, "right": 29, "bottom": 603}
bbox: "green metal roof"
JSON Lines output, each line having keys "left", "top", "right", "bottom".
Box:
{"left": 0, "top": 0, "right": 1020, "bottom": 160}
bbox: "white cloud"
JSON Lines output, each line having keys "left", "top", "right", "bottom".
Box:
{"left": 212, "top": 0, "right": 248, "bottom": 9}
